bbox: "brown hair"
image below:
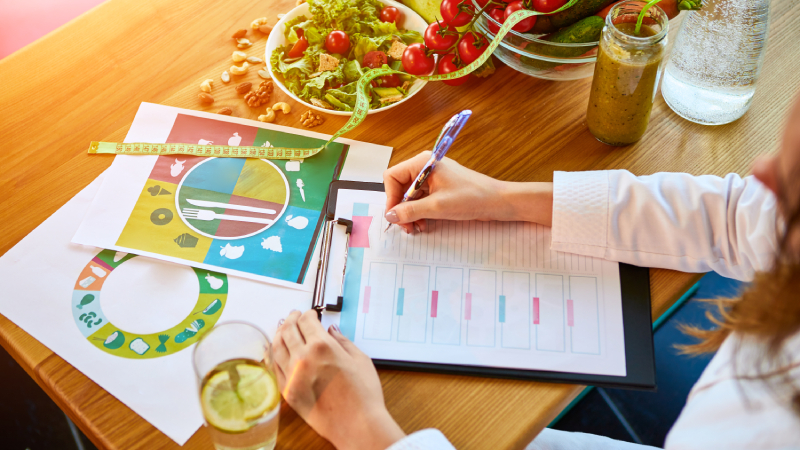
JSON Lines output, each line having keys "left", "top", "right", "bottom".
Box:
{"left": 678, "top": 206, "right": 800, "bottom": 414}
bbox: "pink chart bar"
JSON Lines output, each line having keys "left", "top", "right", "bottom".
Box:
{"left": 431, "top": 290, "right": 439, "bottom": 318}
{"left": 363, "top": 286, "right": 371, "bottom": 313}
{"left": 567, "top": 299, "right": 574, "bottom": 327}
{"left": 533, "top": 297, "right": 540, "bottom": 324}
{"left": 465, "top": 293, "right": 472, "bottom": 320}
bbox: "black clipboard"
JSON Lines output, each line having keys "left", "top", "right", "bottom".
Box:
{"left": 318, "top": 181, "right": 656, "bottom": 391}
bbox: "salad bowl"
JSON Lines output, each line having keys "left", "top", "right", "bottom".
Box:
{"left": 266, "top": 0, "right": 430, "bottom": 117}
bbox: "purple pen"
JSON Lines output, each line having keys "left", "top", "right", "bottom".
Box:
{"left": 385, "top": 110, "right": 472, "bottom": 232}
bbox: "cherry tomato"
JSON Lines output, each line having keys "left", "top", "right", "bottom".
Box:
{"left": 533, "top": 0, "right": 567, "bottom": 13}
{"left": 440, "top": 0, "right": 474, "bottom": 27}
{"left": 424, "top": 22, "right": 458, "bottom": 51}
{"left": 377, "top": 74, "right": 402, "bottom": 87}
{"left": 287, "top": 36, "right": 309, "bottom": 58}
{"left": 363, "top": 50, "right": 388, "bottom": 69}
{"left": 401, "top": 43, "right": 436, "bottom": 75}
{"left": 437, "top": 53, "right": 468, "bottom": 86}
{"left": 325, "top": 30, "right": 350, "bottom": 54}
{"left": 504, "top": 1, "right": 536, "bottom": 33}
{"left": 380, "top": 6, "right": 401, "bottom": 23}
{"left": 487, "top": 8, "right": 505, "bottom": 35}
{"left": 457, "top": 32, "right": 488, "bottom": 64}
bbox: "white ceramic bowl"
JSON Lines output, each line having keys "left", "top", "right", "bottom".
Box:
{"left": 266, "top": 0, "right": 429, "bottom": 116}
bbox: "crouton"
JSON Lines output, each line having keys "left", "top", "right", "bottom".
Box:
{"left": 310, "top": 98, "right": 333, "bottom": 109}
{"left": 388, "top": 40, "right": 408, "bottom": 60}
{"left": 379, "top": 94, "right": 404, "bottom": 104}
{"left": 318, "top": 53, "right": 340, "bottom": 72}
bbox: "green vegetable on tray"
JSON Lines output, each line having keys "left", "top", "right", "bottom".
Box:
{"left": 520, "top": 15, "right": 604, "bottom": 70}
{"left": 532, "top": 0, "right": 616, "bottom": 34}
{"left": 270, "top": 0, "right": 423, "bottom": 112}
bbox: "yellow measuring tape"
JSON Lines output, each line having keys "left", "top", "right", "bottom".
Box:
{"left": 87, "top": 3, "right": 578, "bottom": 159}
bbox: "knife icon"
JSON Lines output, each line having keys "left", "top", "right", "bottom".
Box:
{"left": 186, "top": 199, "right": 277, "bottom": 215}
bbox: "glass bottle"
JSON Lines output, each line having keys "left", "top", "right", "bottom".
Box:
{"left": 586, "top": 1, "right": 669, "bottom": 146}
{"left": 661, "top": 0, "right": 770, "bottom": 125}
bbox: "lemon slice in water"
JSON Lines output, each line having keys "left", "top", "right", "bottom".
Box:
{"left": 201, "top": 363, "right": 279, "bottom": 432}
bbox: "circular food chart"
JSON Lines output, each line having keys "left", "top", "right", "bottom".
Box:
{"left": 72, "top": 249, "right": 228, "bottom": 359}
{"left": 175, "top": 158, "right": 289, "bottom": 240}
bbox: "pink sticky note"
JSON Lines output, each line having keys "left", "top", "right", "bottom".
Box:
{"left": 533, "top": 297, "right": 540, "bottom": 325}
{"left": 567, "top": 299, "right": 574, "bottom": 327}
{"left": 350, "top": 216, "right": 373, "bottom": 248}
{"left": 431, "top": 291, "right": 439, "bottom": 318}
{"left": 363, "top": 286, "right": 371, "bottom": 313}
{"left": 465, "top": 293, "right": 472, "bottom": 320}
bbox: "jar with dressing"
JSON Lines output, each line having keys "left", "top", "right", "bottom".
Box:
{"left": 586, "top": 1, "right": 669, "bottom": 146}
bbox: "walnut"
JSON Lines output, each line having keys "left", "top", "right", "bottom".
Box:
{"left": 300, "top": 110, "right": 324, "bottom": 128}
{"left": 244, "top": 80, "right": 274, "bottom": 107}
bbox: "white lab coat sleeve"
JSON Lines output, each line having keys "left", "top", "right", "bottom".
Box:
{"left": 526, "top": 428, "right": 660, "bottom": 450}
{"left": 385, "top": 429, "right": 457, "bottom": 450}
{"left": 550, "top": 170, "right": 780, "bottom": 282}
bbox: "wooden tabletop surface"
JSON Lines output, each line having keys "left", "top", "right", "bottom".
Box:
{"left": 1, "top": 0, "right": 798, "bottom": 448}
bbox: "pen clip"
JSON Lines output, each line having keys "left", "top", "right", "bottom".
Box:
{"left": 432, "top": 110, "right": 471, "bottom": 160}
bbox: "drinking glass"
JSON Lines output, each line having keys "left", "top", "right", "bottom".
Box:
{"left": 193, "top": 321, "right": 280, "bottom": 450}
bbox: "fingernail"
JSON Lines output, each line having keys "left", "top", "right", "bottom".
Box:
{"left": 289, "top": 309, "right": 299, "bottom": 314}
{"left": 414, "top": 223, "right": 421, "bottom": 233}
{"left": 385, "top": 210, "right": 399, "bottom": 223}
{"left": 278, "top": 318, "right": 285, "bottom": 327}
{"left": 329, "top": 324, "right": 341, "bottom": 334}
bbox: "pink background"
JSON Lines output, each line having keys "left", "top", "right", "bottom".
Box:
{"left": 0, "top": 0, "right": 107, "bottom": 59}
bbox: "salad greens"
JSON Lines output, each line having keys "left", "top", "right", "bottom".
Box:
{"left": 270, "top": 0, "right": 423, "bottom": 111}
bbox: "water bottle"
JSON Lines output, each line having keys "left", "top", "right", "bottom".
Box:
{"left": 661, "top": 0, "right": 770, "bottom": 125}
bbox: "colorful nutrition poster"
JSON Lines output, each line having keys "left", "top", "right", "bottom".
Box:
{"left": 0, "top": 103, "right": 390, "bottom": 444}
{"left": 74, "top": 103, "right": 392, "bottom": 290}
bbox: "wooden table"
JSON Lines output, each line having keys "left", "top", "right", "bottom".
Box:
{"left": 1, "top": 0, "right": 798, "bottom": 448}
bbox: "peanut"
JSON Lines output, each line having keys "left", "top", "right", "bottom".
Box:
{"left": 236, "top": 38, "right": 253, "bottom": 49}
{"left": 258, "top": 70, "right": 271, "bottom": 79}
{"left": 232, "top": 29, "right": 247, "bottom": 39}
{"left": 198, "top": 93, "right": 214, "bottom": 105}
{"left": 232, "top": 51, "right": 247, "bottom": 63}
{"left": 221, "top": 71, "right": 231, "bottom": 83}
{"left": 200, "top": 79, "right": 214, "bottom": 93}
{"left": 246, "top": 56, "right": 263, "bottom": 64}
{"left": 236, "top": 82, "right": 252, "bottom": 94}
{"left": 272, "top": 102, "right": 291, "bottom": 114}
{"left": 258, "top": 108, "right": 276, "bottom": 123}
{"left": 230, "top": 62, "right": 250, "bottom": 76}
{"left": 217, "top": 107, "right": 233, "bottom": 115}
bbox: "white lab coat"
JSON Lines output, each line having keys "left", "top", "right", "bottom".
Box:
{"left": 386, "top": 170, "right": 800, "bottom": 450}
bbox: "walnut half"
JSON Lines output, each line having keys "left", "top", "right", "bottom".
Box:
{"left": 300, "top": 110, "right": 324, "bottom": 128}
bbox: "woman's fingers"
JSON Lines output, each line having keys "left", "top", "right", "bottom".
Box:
{"left": 384, "top": 152, "right": 432, "bottom": 212}
{"left": 328, "top": 324, "right": 361, "bottom": 356}
{"left": 297, "top": 309, "right": 326, "bottom": 340}
{"left": 280, "top": 310, "right": 306, "bottom": 352}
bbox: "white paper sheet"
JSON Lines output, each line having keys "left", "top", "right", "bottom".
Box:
{"left": 321, "top": 190, "right": 627, "bottom": 377}
{"left": 73, "top": 103, "right": 392, "bottom": 291}
{"left": 0, "top": 103, "right": 391, "bottom": 444}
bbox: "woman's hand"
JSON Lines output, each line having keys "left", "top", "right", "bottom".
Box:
{"left": 383, "top": 152, "right": 554, "bottom": 233}
{"left": 273, "top": 310, "right": 405, "bottom": 450}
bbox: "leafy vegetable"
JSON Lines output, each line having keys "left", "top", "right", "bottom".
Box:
{"left": 270, "top": 0, "right": 422, "bottom": 111}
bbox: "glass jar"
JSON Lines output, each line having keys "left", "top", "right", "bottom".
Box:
{"left": 586, "top": 1, "right": 669, "bottom": 146}
{"left": 661, "top": 0, "right": 770, "bottom": 125}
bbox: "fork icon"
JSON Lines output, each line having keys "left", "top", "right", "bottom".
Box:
{"left": 182, "top": 208, "right": 274, "bottom": 225}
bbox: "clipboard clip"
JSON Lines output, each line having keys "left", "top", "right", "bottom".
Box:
{"left": 312, "top": 217, "right": 353, "bottom": 319}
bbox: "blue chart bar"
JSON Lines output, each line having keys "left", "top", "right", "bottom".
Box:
{"left": 499, "top": 295, "right": 506, "bottom": 323}
{"left": 397, "top": 288, "right": 405, "bottom": 316}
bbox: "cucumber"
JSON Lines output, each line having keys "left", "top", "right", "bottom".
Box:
{"left": 373, "top": 87, "right": 402, "bottom": 98}
{"left": 520, "top": 15, "right": 604, "bottom": 70}
{"left": 532, "top": 0, "right": 615, "bottom": 34}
